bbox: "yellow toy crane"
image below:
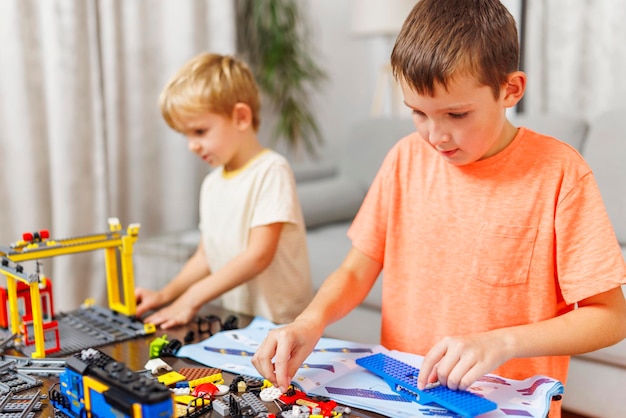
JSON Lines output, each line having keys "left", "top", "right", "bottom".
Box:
{"left": 0, "top": 217, "right": 146, "bottom": 358}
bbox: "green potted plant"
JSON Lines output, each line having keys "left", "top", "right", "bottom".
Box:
{"left": 236, "top": 0, "right": 327, "bottom": 157}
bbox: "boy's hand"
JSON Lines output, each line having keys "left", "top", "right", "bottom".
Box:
{"left": 143, "top": 291, "right": 200, "bottom": 329}
{"left": 135, "top": 287, "right": 166, "bottom": 318}
{"left": 418, "top": 332, "right": 511, "bottom": 391}
{"left": 251, "top": 318, "right": 324, "bottom": 393}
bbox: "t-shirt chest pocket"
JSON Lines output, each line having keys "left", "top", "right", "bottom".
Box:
{"left": 471, "top": 223, "right": 538, "bottom": 286}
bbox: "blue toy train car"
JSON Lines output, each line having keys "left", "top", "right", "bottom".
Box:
{"left": 49, "top": 348, "right": 173, "bottom": 417}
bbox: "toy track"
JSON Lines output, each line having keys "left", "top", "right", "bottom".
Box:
{"left": 0, "top": 392, "right": 45, "bottom": 417}
{"left": 12, "top": 305, "right": 151, "bottom": 357}
{"left": 4, "top": 355, "right": 67, "bottom": 376}
{"left": 0, "top": 361, "right": 42, "bottom": 394}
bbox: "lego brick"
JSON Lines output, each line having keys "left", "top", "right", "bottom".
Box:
{"left": 242, "top": 392, "right": 268, "bottom": 414}
{"left": 212, "top": 398, "right": 230, "bottom": 416}
{"left": 356, "top": 353, "right": 497, "bottom": 418}
{"left": 179, "top": 367, "right": 222, "bottom": 381}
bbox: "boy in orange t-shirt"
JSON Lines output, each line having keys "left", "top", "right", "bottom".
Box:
{"left": 252, "top": 0, "right": 626, "bottom": 415}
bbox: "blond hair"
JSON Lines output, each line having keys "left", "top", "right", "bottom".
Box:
{"left": 391, "top": 0, "right": 519, "bottom": 99}
{"left": 159, "top": 53, "right": 261, "bottom": 131}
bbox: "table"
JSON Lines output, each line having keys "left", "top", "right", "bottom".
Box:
{"left": 5, "top": 305, "right": 386, "bottom": 417}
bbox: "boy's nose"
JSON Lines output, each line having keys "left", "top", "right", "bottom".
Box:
{"left": 188, "top": 140, "right": 202, "bottom": 153}
{"left": 425, "top": 122, "right": 450, "bottom": 147}
{"left": 427, "top": 130, "right": 451, "bottom": 147}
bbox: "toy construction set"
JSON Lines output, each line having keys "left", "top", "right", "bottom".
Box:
{"left": 0, "top": 219, "right": 563, "bottom": 417}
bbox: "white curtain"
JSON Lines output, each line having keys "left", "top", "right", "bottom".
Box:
{"left": 0, "top": 0, "right": 235, "bottom": 311}
{"left": 524, "top": 1, "right": 626, "bottom": 119}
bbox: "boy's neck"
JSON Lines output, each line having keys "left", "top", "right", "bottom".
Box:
{"left": 486, "top": 120, "right": 518, "bottom": 160}
{"left": 224, "top": 134, "right": 265, "bottom": 172}
{"left": 500, "top": 120, "right": 519, "bottom": 152}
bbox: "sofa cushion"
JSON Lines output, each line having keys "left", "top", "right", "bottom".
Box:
{"left": 306, "top": 222, "right": 383, "bottom": 310}
{"left": 565, "top": 355, "right": 626, "bottom": 417}
{"left": 582, "top": 109, "right": 626, "bottom": 244}
{"left": 297, "top": 176, "right": 365, "bottom": 229}
{"left": 293, "top": 161, "right": 337, "bottom": 183}
{"left": 339, "top": 118, "right": 415, "bottom": 189}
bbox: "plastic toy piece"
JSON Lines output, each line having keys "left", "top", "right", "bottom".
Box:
{"left": 174, "top": 400, "right": 213, "bottom": 418}
{"left": 215, "top": 384, "right": 230, "bottom": 396}
{"left": 188, "top": 372, "right": 224, "bottom": 389}
{"left": 279, "top": 386, "right": 337, "bottom": 416}
{"left": 173, "top": 394, "right": 213, "bottom": 417}
{"left": 222, "top": 314, "right": 239, "bottom": 331}
{"left": 0, "top": 259, "right": 52, "bottom": 358}
{"left": 260, "top": 386, "right": 282, "bottom": 402}
{"left": 241, "top": 392, "right": 268, "bottom": 414}
{"left": 3, "top": 354, "right": 67, "bottom": 376}
{"left": 192, "top": 382, "right": 219, "bottom": 398}
{"left": 214, "top": 394, "right": 258, "bottom": 417}
{"left": 0, "top": 218, "right": 143, "bottom": 358}
{"left": 196, "top": 314, "right": 240, "bottom": 336}
{"left": 49, "top": 348, "right": 173, "bottom": 417}
{"left": 179, "top": 367, "right": 222, "bottom": 382}
{"left": 144, "top": 358, "right": 172, "bottom": 374}
{"left": 0, "top": 391, "right": 46, "bottom": 415}
{"left": 157, "top": 370, "right": 186, "bottom": 386}
{"left": 0, "top": 264, "right": 55, "bottom": 330}
{"left": 2, "top": 218, "right": 141, "bottom": 316}
{"left": 197, "top": 314, "right": 223, "bottom": 336}
{"left": 356, "top": 353, "right": 497, "bottom": 418}
{"left": 21, "top": 314, "right": 60, "bottom": 355}
{"left": 160, "top": 338, "right": 183, "bottom": 357}
{"left": 20, "top": 304, "right": 154, "bottom": 358}
{"left": 0, "top": 359, "right": 44, "bottom": 393}
{"left": 212, "top": 397, "right": 230, "bottom": 416}
{"left": 150, "top": 335, "right": 169, "bottom": 359}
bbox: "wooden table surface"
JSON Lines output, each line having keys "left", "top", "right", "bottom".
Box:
{"left": 5, "top": 305, "right": 386, "bottom": 417}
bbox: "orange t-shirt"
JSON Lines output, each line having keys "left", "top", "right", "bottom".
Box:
{"left": 349, "top": 127, "right": 626, "bottom": 387}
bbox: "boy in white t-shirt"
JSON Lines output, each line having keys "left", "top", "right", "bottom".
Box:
{"left": 135, "top": 53, "right": 313, "bottom": 328}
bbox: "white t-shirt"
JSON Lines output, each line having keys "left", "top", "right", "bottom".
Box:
{"left": 199, "top": 149, "right": 313, "bottom": 323}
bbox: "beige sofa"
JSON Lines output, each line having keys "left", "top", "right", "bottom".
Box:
{"left": 135, "top": 111, "right": 626, "bottom": 418}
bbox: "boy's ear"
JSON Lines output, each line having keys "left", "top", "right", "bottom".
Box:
{"left": 232, "top": 103, "right": 253, "bottom": 130}
{"left": 502, "top": 71, "right": 526, "bottom": 108}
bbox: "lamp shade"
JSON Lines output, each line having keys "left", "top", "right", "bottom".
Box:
{"left": 350, "top": 0, "right": 417, "bottom": 36}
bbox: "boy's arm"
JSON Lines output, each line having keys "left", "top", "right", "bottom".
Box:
{"left": 160, "top": 241, "right": 212, "bottom": 301}
{"left": 418, "top": 285, "right": 626, "bottom": 391}
{"left": 147, "top": 222, "right": 285, "bottom": 329}
{"left": 136, "top": 240, "right": 210, "bottom": 318}
{"left": 252, "top": 247, "right": 383, "bottom": 392}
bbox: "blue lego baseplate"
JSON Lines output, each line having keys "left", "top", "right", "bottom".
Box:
{"left": 356, "top": 353, "right": 498, "bottom": 417}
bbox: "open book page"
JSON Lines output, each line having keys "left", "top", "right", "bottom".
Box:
{"left": 177, "top": 317, "right": 563, "bottom": 417}
{"left": 177, "top": 316, "right": 384, "bottom": 388}
{"left": 177, "top": 316, "right": 277, "bottom": 379}
{"left": 309, "top": 350, "right": 564, "bottom": 418}
{"left": 289, "top": 334, "right": 387, "bottom": 392}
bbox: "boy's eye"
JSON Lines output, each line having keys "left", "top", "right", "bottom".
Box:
{"left": 411, "top": 109, "right": 426, "bottom": 117}
{"left": 449, "top": 112, "right": 468, "bottom": 119}
{"left": 193, "top": 129, "right": 206, "bottom": 136}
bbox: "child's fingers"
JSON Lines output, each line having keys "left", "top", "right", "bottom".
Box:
{"left": 252, "top": 336, "right": 280, "bottom": 385}
{"left": 418, "top": 343, "right": 447, "bottom": 389}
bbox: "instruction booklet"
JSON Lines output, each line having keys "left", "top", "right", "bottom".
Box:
{"left": 177, "top": 316, "right": 563, "bottom": 417}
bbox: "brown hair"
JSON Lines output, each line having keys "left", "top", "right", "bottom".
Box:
{"left": 391, "top": 0, "right": 519, "bottom": 98}
{"left": 159, "top": 53, "right": 261, "bottom": 131}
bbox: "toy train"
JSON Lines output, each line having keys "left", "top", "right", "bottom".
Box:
{"left": 49, "top": 348, "right": 174, "bottom": 417}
